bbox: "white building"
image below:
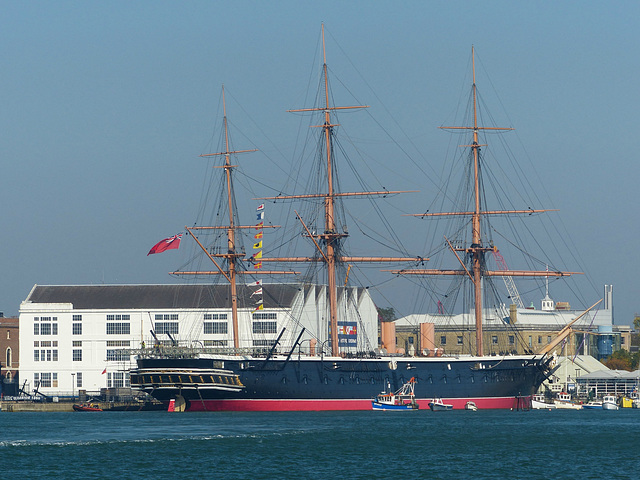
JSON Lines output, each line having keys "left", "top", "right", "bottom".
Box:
{"left": 19, "top": 283, "right": 378, "bottom": 397}
{"left": 397, "top": 285, "right": 615, "bottom": 332}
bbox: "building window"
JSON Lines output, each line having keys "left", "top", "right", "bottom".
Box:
{"left": 34, "top": 350, "right": 39, "bottom": 362}
{"left": 107, "top": 350, "right": 130, "bottom": 361}
{"left": 106, "top": 341, "right": 130, "bottom": 347}
{"left": 6, "top": 347, "right": 11, "bottom": 368}
{"left": 155, "top": 322, "right": 179, "bottom": 335}
{"left": 106, "top": 323, "right": 130, "bottom": 335}
{"left": 52, "top": 373, "right": 58, "bottom": 388}
{"left": 253, "top": 322, "right": 277, "bottom": 334}
{"left": 547, "top": 336, "right": 552, "bottom": 344}
{"left": 33, "top": 317, "right": 58, "bottom": 336}
{"left": 528, "top": 336, "right": 532, "bottom": 347}
{"left": 408, "top": 337, "right": 414, "bottom": 344}
{"left": 155, "top": 314, "right": 179, "bottom": 321}
{"left": 457, "top": 336, "right": 463, "bottom": 345}
{"left": 73, "top": 323, "right": 82, "bottom": 335}
{"left": 40, "top": 373, "right": 52, "bottom": 388}
{"left": 252, "top": 312, "right": 277, "bottom": 320}
{"left": 509, "top": 335, "right": 515, "bottom": 345}
{"left": 73, "top": 350, "right": 82, "bottom": 361}
{"left": 107, "top": 372, "right": 126, "bottom": 388}
{"left": 107, "top": 314, "right": 130, "bottom": 321}
{"left": 6, "top": 330, "right": 9, "bottom": 340}
{"left": 492, "top": 336, "right": 498, "bottom": 344}
{"left": 34, "top": 373, "right": 39, "bottom": 387}
{"left": 538, "top": 336, "right": 542, "bottom": 344}
{"left": 77, "top": 372, "right": 83, "bottom": 388}
{"left": 73, "top": 341, "right": 82, "bottom": 347}
{"left": 204, "top": 313, "right": 228, "bottom": 320}
{"left": 73, "top": 315, "right": 82, "bottom": 322}
{"left": 204, "top": 322, "right": 228, "bottom": 335}
{"left": 440, "top": 336, "right": 447, "bottom": 345}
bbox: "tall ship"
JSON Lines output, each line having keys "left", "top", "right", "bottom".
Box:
{"left": 130, "top": 29, "right": 591, "bottom": 411}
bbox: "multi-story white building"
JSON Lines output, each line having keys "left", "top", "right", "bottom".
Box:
{"left": 18, "top": 283, "right": 378, "bottom": 396}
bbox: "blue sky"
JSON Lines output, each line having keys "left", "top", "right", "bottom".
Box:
{"left": 1, "top": 2, "right": 638, "bottom": 326}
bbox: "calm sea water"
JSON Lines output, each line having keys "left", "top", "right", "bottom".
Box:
{"left": 0, "top": 409, "right": 638, "bottom": 479}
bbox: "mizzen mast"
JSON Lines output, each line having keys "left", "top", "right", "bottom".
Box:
{"left": 391, "top": 47, "right": 581, "bottom": 356}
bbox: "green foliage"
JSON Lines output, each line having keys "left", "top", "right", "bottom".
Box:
{"left": 634, "top": 314, "right": 640, "bottom": 331}
{"left": 377, "top": 307, "right": 396, "bottom": 322}
{"left": 603, "top": 349, "right": 635, "bottom": 371}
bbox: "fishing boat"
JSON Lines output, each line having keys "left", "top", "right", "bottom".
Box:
{"left": 429, "top": 398, "right": 453, "bottom": 411}
{"left": 554, "top": 392, "right": 582, "bottom": 410}
{"left": 602, "top": 395, "right": 619, "bottom": 410}
{"left": 129, "top": 29, "right": 597, "bottom": 412}
{"left": 372, "top": 377, "right": 419, "bottom": 411}
{"left": 531, "top": 394, "right": 556, "bottom": 410}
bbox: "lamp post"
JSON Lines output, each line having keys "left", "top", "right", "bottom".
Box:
{"left": 71, "top": 372, "right": 75, "bottom": 403}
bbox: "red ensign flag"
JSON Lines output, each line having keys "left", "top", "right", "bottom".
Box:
{"left": 147, "top": 234, "right": 182, "bottom": 256}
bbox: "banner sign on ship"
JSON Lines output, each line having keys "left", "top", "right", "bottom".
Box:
{"left": 338, "top": 322, "right": 358, "bottom": 347}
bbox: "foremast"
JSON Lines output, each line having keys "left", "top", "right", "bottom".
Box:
{"left": 391, "top": 47, "right": 581, "bottom": 356}
{"left": 257, "top": 24, "right": 422, "bottom": 356}
{"left": 171, "top": 85, "right": 297, "bottom": 349}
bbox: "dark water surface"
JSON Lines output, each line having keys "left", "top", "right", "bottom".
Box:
{"left": 1, "top": 409, "right": 638, "bottom": 479}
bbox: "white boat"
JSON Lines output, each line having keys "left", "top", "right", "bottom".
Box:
{"left": 372, "top": 377, "right": 419, "bottom": 411}
{"left": 429, "top": 398, "right": 453, "bottom": 411}
{"left": 554, "top": 392, "right": 582, "bottom": 410}
{"left": 531, "top": 394, "right": 556, "bottom": 410}
{"left": 582, "top": 400, "right": 603, "bottom": 410}
{"left": 464, "top": 401, "right": 478, "bottom": 411}
{"left": 602, "top": 395, "right": 619, "bottom": 410}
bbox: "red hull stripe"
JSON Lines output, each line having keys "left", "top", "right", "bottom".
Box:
{"left": 182, "top": 396, "right": 531, "bottom": 412}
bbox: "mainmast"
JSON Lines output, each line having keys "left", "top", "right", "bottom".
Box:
{"left": 257, "top": 24, "right": 421, "bottom": 357}
{"left": 391, "top": 47, "right": 581, "bottom": 356}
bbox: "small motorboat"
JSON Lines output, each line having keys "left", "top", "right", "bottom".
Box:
{"left": 582, "top": 400, "right": 603, "bottom": 410}
{"left": 372, "top": 377, "right": 419, "bottom": 411}
{"left": 73, "top": 403, "right": 103, "bottom": 412}
{"left": 602, "top": 395, "right": 619, "bottom": 411}
{"left": 464, "top": 401, "right": 478, "bottom": 411}
{"left": 531, "top": 394, "right": 556, "bottom": 410}
{"left": 429, "top": 398, "right": 453, "bottom": 411}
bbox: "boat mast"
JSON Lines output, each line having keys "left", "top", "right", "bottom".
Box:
{"left": 222, "top": 86, "right": 241, "bottom": 349}
{"left": 171, "top": 86, "right": 298, "bottom": 350}
{"left": 470, "top": 47, "right": 484, "bottom": 355}
{"left": 390, "top": 47, "right": 582, "bottom": 357}
{"left": 257, "top": 24, "right": 422, "bottom": 357}
{"left": 321, "top": 25, "right": 340, "bottom": 354}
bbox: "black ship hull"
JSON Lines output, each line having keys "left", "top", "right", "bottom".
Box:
{"left": 130, "top": 354, "right": 555, "bottom": 411}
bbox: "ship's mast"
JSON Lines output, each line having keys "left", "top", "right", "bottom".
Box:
{"left": 172, "top": 86, "right": 297, "bottom": 350}
{"left": 257, "top": 24, "right": 422, "bottom": 356}
{"left": 391, "top": 47, "right": 581, "bottom": 356}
